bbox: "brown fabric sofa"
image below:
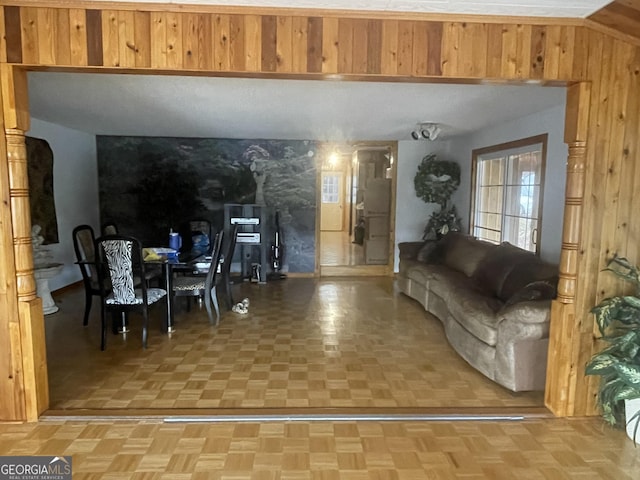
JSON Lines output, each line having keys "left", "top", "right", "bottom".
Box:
{"left": 397, "top": 232, "right": 558, "bottom": 392}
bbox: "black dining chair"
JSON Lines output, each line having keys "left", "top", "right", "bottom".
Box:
{"left": 72, "top": 224, "right": 102, "bottom": 326}
{"left": 220, "top": 224, "right": 240, "bottom": 310}
{"left": 95, "top": 234, "right": 168, "bottom": 350}
{"left": 101, "top": 221, "right": 119, "bottom": 236}
{"left": 172, "top": 230, "right": 225, "bottom": 325}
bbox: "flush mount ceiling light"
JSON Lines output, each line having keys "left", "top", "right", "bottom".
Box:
{"left": 412, "top": 123, "right": 442, "bottom": 141}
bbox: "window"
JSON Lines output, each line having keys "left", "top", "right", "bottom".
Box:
{"left": 322, "top": 174, "right": 340, "bottom": 203}
{"left": 470, "top": 134, "right": 547, "bottom": 254}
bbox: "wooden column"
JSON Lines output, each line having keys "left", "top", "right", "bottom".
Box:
{"left": 0, "top": 65, "right": 48, "bottom": 421}
{"left": 555, "top": 140, "right": 587, "bottom": 304}
{"left": 6, "top": 128, "right": 36, "bottom": 301}
{"left": 545, "top": 82, "right": 590, "bottom": 417}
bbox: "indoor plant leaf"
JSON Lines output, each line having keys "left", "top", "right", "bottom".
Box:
{"left": 586, "top": 353, "right": 618, "bottom": 376}
{"left": 604, "top": 255, "right": 640, "bottom": 288}
{"left": 586, "top": 255, "right": 640, "bottom": 435}
{"left": 613, "top": 363, "right": 640, "bottom": 388}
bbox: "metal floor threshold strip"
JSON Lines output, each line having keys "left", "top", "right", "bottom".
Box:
{"left": 41, "top": 407, "right": 552, "bottom": 423}
{"left": 162, "top": 413, "right": 528, "bottom": 423}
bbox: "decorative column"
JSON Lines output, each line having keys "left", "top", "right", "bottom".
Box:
{"left": 0, "top": 64, "right": 48, "bottom": 421}
{"left": 545, "top": 82, "right": 590, "bottom": 417}
{"left": 555, "top": 140, "right": 586, "bottom": 304}
{"left": 6, "top": 128, "right": 36, "bottom": 302}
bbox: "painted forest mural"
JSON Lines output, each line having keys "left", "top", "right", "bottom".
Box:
{"left": 97, "top": 136, "right": 317, "bottom": 273}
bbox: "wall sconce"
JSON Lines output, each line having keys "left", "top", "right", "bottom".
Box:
{"left": 411, "top": 123, "right": 442, "bottom": 141}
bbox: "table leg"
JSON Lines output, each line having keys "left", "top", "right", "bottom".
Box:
{"left": 164, "top": 263, "right": 175, "bottom": 333}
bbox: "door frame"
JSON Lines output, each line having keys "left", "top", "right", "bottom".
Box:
{"left": 315, "top": 141, "right": 398, "bottom": 277}
{"left": 320, "top": 169, "right": 346, "bottom": 232}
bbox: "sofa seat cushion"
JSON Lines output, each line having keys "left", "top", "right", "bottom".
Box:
{"left": 406, "top": 264, "right": 434, "bottom": 284}
{"left": 447, "top": 287, "right": 503, "bottom": 346}
{"left": 421, "top": 265, "right": 478, "bottom": 300}
{"left": 444, "top": 315, "right": 497, "bottom": 382}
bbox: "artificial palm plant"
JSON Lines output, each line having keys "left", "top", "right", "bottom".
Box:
{"left": 585, "top": 255, "right": 640, "bottom": 442}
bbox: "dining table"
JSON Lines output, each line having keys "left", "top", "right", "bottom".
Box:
{"left": 143, "top": 248, "right": 213, "bottom": 333}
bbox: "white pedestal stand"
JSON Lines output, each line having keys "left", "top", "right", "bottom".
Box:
{"left": 34, "top": 263, "right": 63, "bottom": 314}
{"left": 625, "top": 398, "right": 640, "bottom": 445}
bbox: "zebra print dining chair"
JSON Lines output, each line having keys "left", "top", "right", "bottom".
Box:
{"left": 95, "top": 234, "right": 167, "bottom": 350}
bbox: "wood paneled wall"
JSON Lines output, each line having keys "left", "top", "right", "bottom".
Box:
{"left": 0, "top": 3, "right": 639, "bottom": 421}
{"left": 0, "top": 6, "right": 590, "bottom": 80}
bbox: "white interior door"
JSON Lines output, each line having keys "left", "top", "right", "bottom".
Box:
{"left": 320, "top": 172, "right": 344, "bottom": 231}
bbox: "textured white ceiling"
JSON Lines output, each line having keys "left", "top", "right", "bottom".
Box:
{"left": 28, "top": 72, "right": 566, "bottom": 141}
{"left": 78, "top": 0, "right": 611, "bottom": 18}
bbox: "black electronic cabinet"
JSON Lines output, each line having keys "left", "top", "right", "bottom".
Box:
{"left": 223, "top": 204, "right": 270, "bottom": 283}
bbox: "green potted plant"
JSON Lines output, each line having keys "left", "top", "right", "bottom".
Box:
{"left": 413, "top": 153, "right": 462, "bottom": 240}
{"left": 423, "top": 204, "right": 462, "bottom": 240}
{"left": 585, "top": 255, "right": 640, "bottom": 444}
{"left": 413, "top": 153, "right": 461, "bottom": 207}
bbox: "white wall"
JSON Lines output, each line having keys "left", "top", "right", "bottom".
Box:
{"left": 393, "top": 102, "right": 568, "bottom": 270}
{"left": 393, "top": 140, "right": 452, "bottom": 270}
{"left": 445, "top": 102, "right": 568, "bottom": 263}
{"left": 27, "top": 118, "right": 99, "bottom": 291}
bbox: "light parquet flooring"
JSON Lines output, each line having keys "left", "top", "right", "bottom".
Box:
{"left": 320, "top": 231, "right": 364, "bottom": 266}
{"left": 1, "top": 418, "right": 639, "bottom": 479}
{"left": 7, "top": 277, "right": 640, "bottom": 478}
{"left": 46, "top": 277, "right": 544, "bottom": 412}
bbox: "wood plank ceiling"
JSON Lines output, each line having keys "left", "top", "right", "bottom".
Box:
{"left": 588, "top": 0, "right": 640, "bottom": 43}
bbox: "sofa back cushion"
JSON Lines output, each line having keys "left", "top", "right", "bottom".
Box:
{"left": 471, "top": 242, "right": 542, "bottom": 297}
{"left": 498, "top": 260, "right": 558, "bottom": 303}
{"left": 438, "top": 233, "right": 496, "bottom": 277}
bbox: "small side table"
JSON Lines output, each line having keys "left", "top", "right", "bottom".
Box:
{"left": 34, "top": 263, "right": 64, "bottom": 314}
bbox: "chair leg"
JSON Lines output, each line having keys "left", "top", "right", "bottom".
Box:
{"left": 204, "top": 290, "right": 214, "bottom": 324}
{"left": 142, "top": 308, "right": 149, "bottom": 349}
{"left": 83, "top": 290, "right": 92, "bottom": 326}
{"left": 118, "top": 312, "right": 129, "bottom": 333}
{"left": 223, "top": 274, "right": 234, "bottom": 310}
{"left": 211, "top": 286, "right": 220, "bottom": 325}
{"left": 100, "top": 306, "right": 107, "bottom": 350}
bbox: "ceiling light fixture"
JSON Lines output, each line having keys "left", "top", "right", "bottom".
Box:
{"left": 412, "top": 123, "right": 442, "bottom": 141}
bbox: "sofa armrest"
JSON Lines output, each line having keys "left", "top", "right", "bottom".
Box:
{"left": 398, "top": 242, "right": 425, "bottom": 261}
{"left": 496, "top": 300, "right": 551, "bottom": 348}
{"left": 495, "top": 300, "right": 551, "bottom": 391}
{"left": 498, "top": 299, "right": 552, "bottom": 325}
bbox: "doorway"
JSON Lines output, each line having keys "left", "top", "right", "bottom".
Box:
{"left": 318, "top": 142, "right": 396, "bottom": 274}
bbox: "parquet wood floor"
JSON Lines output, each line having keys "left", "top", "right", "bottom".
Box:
{"left": 320, "top": 231, "right": 364, "bottom": 266}
{"left": 1, "top": 418, "right": 638, "bottom": 478}
{"left": 5, "top": 277, "right": 639, "bottom": 477}
{"left": 46, "top": 277, "right": 544, "bottom": 412}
